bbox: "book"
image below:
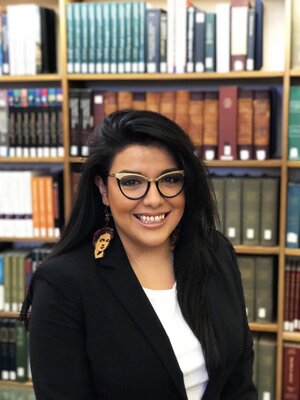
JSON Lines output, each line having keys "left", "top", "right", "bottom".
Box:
{"left": 253, "top": 90, "right": 271, "bottom": 160}
{"left": 146, "top": 92, "right": 160, "bottom": 113}
{"left": 255, "top": 257, "right": 275, "bottom": 323}
{"left": 78, "top": 89, "right": 92, "bottom": 157}
{"left": 186, "top": 5, "right": 196, "bottom": 73}
{"left": 246, "top": 8, "right": 256, "bottom": 71}
{"left": 174, "top": 90, "right": 190, "bottom": 133}
{"left": 282, "top": 343, "right": 300, "bottom": 399}
{"left": 95, "top": 2, "right": 104, "bottom": 74}
{"left": 117, "top": 2, "right": 125, "bottom": 73}
{"left": 230, "top": 0, "right": 249, "bottom": 71}
{"left": 160, "top": 91, "right": 175, "bottom": 120}
{"left": 167, "top": 0, "right": 175, "bottom": 73}
{"left": 260, "top": 178, "right": 279, "bottom": 246}
{"left": 110, "top": 2, "right": 118, "bottom": 74}
{"left": 211, "top": 176, "right": 225, "bottom": 233}
{"left": 254, "top": 0, "right": 264, "bottom": 70}
{"left": 257, "top": 335, "right": 277, "bottom": 400}
{"left": 188, "top": 92, "right": 204, "bottom": 156}
{"left": 69, "top": 89, "right": 80, "bottom": 156}
{"left": 284, "top": 259, "right": 292, "bottom": 331}
{"left": 104, "top": 92, "right": 118, "bottom": 116}
{"left": 194, "top": 9, "right": 206, "bottom": 73}
{"left": 175, "top": 0, "right": 187, "bottom": 73}
{"left": 205, "top": 13, "right": 216, "bottom": 72}
{"left": 288, "top": 86, "right": 300, "bottom": 160}
{"left": 242, "top": 178, "right": 261, "bottom": 245}
{"left": 237, "top": 255, "right": 255, "bottom": 322}
{"left": 92, "top": 91, "right": 105, "bottom": 128}
{"left": 132, "top": 92, "right": 146, "bottom": 110}
{"left": 216, "top": 3, "right": 230, "bottom": 73}
{"left": 66, "top": 4, "right": 74, "bottom": 73}
{"left": 203, "top": 92, "right": 218, "bottom": 160}
{"left": 118, "top": 91, "right": 133, "bottom": 110}
{"left": 0, "top": 89, "right": 9, "bottom": 157}
{"left": 224, "top": 177, "right": 242, "bottom": 245}
{"left": 237, "top": 89, "right": 253, "bottom": 160}
{"left": 218, "top": 86, "right": 238, "bottom": 160}
{"left": 146, "top": 8, "right": 161, "bottom": 73}
{"left": 286, "top": 183, "right": 300, "bottom": 248}
{"left": 80, "top": 3, "right": 89, "bottom": 74}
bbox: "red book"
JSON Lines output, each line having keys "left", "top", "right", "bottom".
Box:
{"left": 283, "top": 343, "right": 300, "bottom": 400}
{"left": 253, "top": 90, "right": 271, "bottom": 160}
{"left": 203, "top": 92, "right": 218, "bottom": 160}
{"left": 237, "top": 89, "right": 253, "bottom": 160}
{"left": 218, "top": 86, "right": 238, "bottom": 160}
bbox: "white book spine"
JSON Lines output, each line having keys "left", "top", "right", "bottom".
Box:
{"left": 216, "top": 3, "right": 231, "bottom": 73}
{"left": 175, "top": 0, "right": 187, "bottom": 73}
{"left": 167, "top": 0, "right": 175, "bottom": 73}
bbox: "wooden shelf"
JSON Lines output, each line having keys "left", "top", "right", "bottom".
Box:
{"left": 282, "top": 332, "right": 300, "bottom": 342}
{"left": 0, "top": 74, "right": 62, "bottom": 82}
{"left": 234, "top": 246, "right": 280, "bottom": 255}
{"left": 287, "top": 160, "right": 300, "bottom": 167}
{"left": 285, "top": 248, "right": 300, "bottom": 256}
{"left": 206, "top": 160, "right": 282, "bottom": 168}
{"left": 0, "top": 157, "right": 65, "bottom": 164}
{"left": 0, "top": 312, "right": 21, "bottom": 318}
{"left": 289, "top": 69, "right": 300, "bottom": 77}
{"left": 0, "top": 237, "right": 58, "bottom": 243}
{"left": 69, "top": 156, "right": 87, "bottom": 163}
{"left": 0, "top": 380, "right": 33, "bottom": 388}
{"left": 249, "top": 323, "right": 278, "bottom": 332}
{"left": 67, "top": 71, "right": 284, "bottom": 81}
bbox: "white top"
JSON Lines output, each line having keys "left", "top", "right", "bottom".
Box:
{"left": 143, "top": 283, "right": 208, "bottom": 400}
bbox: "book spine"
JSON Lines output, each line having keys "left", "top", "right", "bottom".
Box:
{"left": 37, "top": 177, "right": 47, "bottom": 237}
{"left": 45, "top": 176, "right": 55, "bottom": 238}
{"left": 237, "top": 89, "right": 253, "bottom": 160}
{"left": 205, "top": 13, "right": 216, "bottom": 72}
{"left": 80, "top": 3, "right": 89, "bottom": 74}
{"left": 254, "top": 0, "right": 263, "bottom": 70}
{"left": 146, "top": 9, "right": 160, "bottom": 73}
{"left": 2, "top": 13, "right": 9, "bottom": 75}
{"left": 246, "top": 8, "right": 256, "bottom": 71}
{"left": 138, "top": 2, "right": 146, "bottom": 73}
{"left": 186, "top": 6, "right": 196, "bottom": 73}
{"left": 211, "top": 176, "right": 225, "bottom": 233}
{"left": 0, "top": 255, "right": 4, "bottom": 311}
{"left": 175, "top": 0, "right": 187, "bottom": 73}
{"left": 230, "top": 5, "right": 249, "bottom": 71}
{"left": 160, "top": 11, "right": 167, "bottom": 73}
{"left": 282, "top": 344, "right": 300, "bottom": 399}
{"left": 15, "top": 320, "right": 28, "bottom": 382}
{"left": 117, "top": 3, "right": 126, "bottom": 74}
{"left": 110, "top": 2, "right": 118, "bottom": 74}
{"left": 146, "top": 92, "right": 160, "bottom": 112}
{"left": 103, "top": 3, "right": 111, "bottom": 74}
{"left": 118, "top": 91, "right": 133, "bottom": 109}
{"left": 159, "top": 91, "right": 176, "bottom": 120}
{"left": 203, "top": 92, "right": 218, "bottom": 160}
{"left": 218, "top": 86, "right": 238, "bottom": 160}
{"left": 288, "top": 86, "right": 300, "bottom": 160}
{"left": 242, "top": 178, "right": 261, "bottom": 245}
{"left": 224, "top": 177, "right": 242, "bottom": 245}
{"left": 31, "top": 176, "right": 40, "bottom": 237}
{"left": 253, "top": 90, "right": 271, "bottom": 160}
{"left": 132, "top": 92, "right": 146, "bottom": 110}
{"left": 255, "top": 256, "right": 274, "bottom": 322}
{"left": 35, "top": 88, "right": 44, "bottom": 158}
{"left": 95, "top": 2, "right": 103, "bottom": 74}
{"left": 194, "top": 10, "right": 205, "bottom": 73}
{"left": 131, "top": 2, "right": 139, "bottom": 73}
{"left": 257, "top": 336, "right": 277, "bottom": 400}
{"left": 53, "top": 171, "right": 64, "bottom": 238}
{"left": 28, "top": 89, "right": 37, "bottom": 157}
{"left": 174, "top": 90, "right": 190, "bottom": 132}
{"left": 167, "top": 0, "right": 175, "bottom": 73}
{"left": 56, "top": 88, "right": 64, "bottom": 157}
{"left": 69, "top": 89, "right": 80, "bottom": 157}
{"left": 88, "top": 3, "right": 96, "bottom": 74}
{"left": 104, "top": 92, "right": 118, "bottom": 116}
{"left": 188, "top": 92, "right": 204, "bottom": 155}
{"left": 66, "top": 4, "right": 74, "bottom": 73}
{"left": 260, "top": 178, "right": 279, "bottom": 246}
{"left": 0, "top": 89, "right": 9, "bottom": 157}
{"left": 237, "top": 255, "right": 255, "bottom": 321}
{"left": 216, "top": 3, "right": 230, "bottom": 73}
{"left": 48, "top": 88, "right": 57, "bottom": 157}
{"left": 124, "top": 3, "right": 132, "bottom": 73}
{"left": 41, "top": 88, "right": 50, "bottom": 157}
{"left": 0, "top": 10, "right": 3, "bottom": 75}
{"left": 92, "top": 91, "right": 105, "bottom": 128}
{"left": 79, "top": 89, "right": 92, "bottom": 157}
{"left": 73, "top": 3, "right": 82, "bottom": 74}
{"left": 284, "top": 260, "right": 292, "bottom": 331}
{"left": 286, "top": 183, "right": 300, "bottom": 248}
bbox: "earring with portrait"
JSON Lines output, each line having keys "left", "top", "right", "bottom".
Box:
{"left": 93, "top": 206, "right": 114, "bottom": 259}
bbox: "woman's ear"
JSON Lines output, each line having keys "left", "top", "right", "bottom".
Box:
{"left": 95, "top": 176, "right": 109, "bottom": 206}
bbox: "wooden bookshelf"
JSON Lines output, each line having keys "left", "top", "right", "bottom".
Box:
{"left": 0, "top": 0, "right": 298, "bottom": 396}
{"left": 0, "top": 380, "right": 33, "bottom": 388}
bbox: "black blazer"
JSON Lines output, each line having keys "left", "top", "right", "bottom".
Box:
{"left": 29, "top": 232, "right": 257, "bottom": 400}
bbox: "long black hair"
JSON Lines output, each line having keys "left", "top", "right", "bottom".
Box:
{"left": 21, "top": 109, "right": 221, "bottom": 375}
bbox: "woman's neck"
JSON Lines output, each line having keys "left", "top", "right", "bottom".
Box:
{"left": 124, "top": 243, "right": 175, "bottom": 290}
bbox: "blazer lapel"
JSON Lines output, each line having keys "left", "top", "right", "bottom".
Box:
{"left": 94, "top": 235, "right": 188, "bottom": 400}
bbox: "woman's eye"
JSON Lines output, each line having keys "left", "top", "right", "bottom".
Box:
{"left": 161, "top": 175, "right": 181, "bottom": 184}
{"left": 120, "top": 177, "right": 143, "bottom": 187}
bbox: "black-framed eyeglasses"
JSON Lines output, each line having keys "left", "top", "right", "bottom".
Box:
{"left": 108, "top": 170, "right": 185, "bottom": 200}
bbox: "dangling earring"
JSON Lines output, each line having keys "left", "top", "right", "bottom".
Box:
{"left": 93, "top": 206, "right": 114, "bottom": 259}
{"left": 171, "top": 226, "right": 180, "bottom": 251}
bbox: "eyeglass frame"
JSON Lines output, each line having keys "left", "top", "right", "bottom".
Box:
{"left": 107, "top": 170, "right": 185, "bottom": 200}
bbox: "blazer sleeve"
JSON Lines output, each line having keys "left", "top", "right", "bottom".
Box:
{"left": 220, "top": 238, "right": 258, "bottom": 399}
{"left": 29, "top": 262, "right": 95, "bottom": 400}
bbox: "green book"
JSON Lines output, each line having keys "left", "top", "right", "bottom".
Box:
{"left": 138, "top": 2, "right": 146, "bottom": 73}
{"left": 15, "top": 320, "right": 29, "bottom": 382}
{"left": 242, "top": 177, "right": 261, "bottom": 246}
{"left": 11, "top": 251, "right": 19, "bottom": 312}
{"left": 131, "top": 2, "right": 140, "bottom": 73}
{"left": 205, "top": 12, "right": 216, "bottom": 72}
{"left": 103, "top": 2, "right": 111, "bottom": 74}
{"left": 257, "top": 335, "right": 276, "bottom": 399}
{"left": 288, "top": 86, "right": 300, "bottom": 160}
{"left": 260, "top": 178, "right": 279, "bottom": 246}
{"left": 3, "top": 252, "right": 12, "bottom": 312}
{"left": 255, "top": 257, "right": 274, "bottom": 323}
{"left": 73, "top": 3, "right": 82, "bottom": 74}
{"left": 237, "top": 256, "right": 256, "bottom": 322}
{"left": 211, "top": 176, "right": 225, "bottom": 234}
{"left": 88, "top": 3, "right": 96, "bottom": 73}
{"left": 224, "top": 177, "right": 242, "bottom": 245}
{"left": 80, "top": 3, "right": 89, "bottom": 73}
{"left": 95, "top": 2, "right": 104, "bottom": 74}
{"left": 110, "top": 2, "right": 119, "bottom": 74}
{"left": 125, "top": 3, "right": 132, "bottom": 73}
{"left": 252, "top": 333, "right": 259, "bottom": 387}
{"left": 117, "top": 2, "right": 126, "bottom": 73}
{"left": 66, "top": 4, "right": 74, "bottom": 73}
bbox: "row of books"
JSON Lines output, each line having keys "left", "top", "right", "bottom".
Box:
{"left": 288, "top": 86, "right": 300, "bottom": 160}
{"left": 0, "top": 88, "right": 63, "bottom": 158}
{"left": 252, "top": 334, "right": 276, "bottom": 400}
{"left": 284, "top": 258, "right": 300, "bottom": 332}
{"left": 0, "top": 5, "right": 56, "bottom": 76}
{"left": 286, "top": 182, "right": 300, "bottom": 249}
{"left": 0, "top": 385, "right": 35, "bottom": 400}
{"left": 66, "top": 0, "right": 263, "bottom": 74}
{"left": 0, "top": 318, "right": 30, "bottom": 382}
{"left": 0, "top": 247, "right": 51, "bottom": 313}
{"left": 283, "top": 342, "right": 300, "bottom": 399}
{"left": 212, "top": 176, "right": 279, "bottom": 246}
{"left": 0, "top": 170, "right": 64, "bottom": 239}
{"left": 237, "top": 256, "right": 276, "bottom": 324}
{"left": 69, "top": 87, "right": 274, "bottom": 161}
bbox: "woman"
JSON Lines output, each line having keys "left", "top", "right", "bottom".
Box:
{"left": 21, "top": 110, "right": 257, "bottom": 399}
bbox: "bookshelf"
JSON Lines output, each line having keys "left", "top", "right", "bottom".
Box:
{"left": 0, "top": 0, "right": 299, "bottom": 397}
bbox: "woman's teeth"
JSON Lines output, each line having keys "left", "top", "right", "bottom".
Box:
{"left": 136, "top": 214, "right": 166, "bottom": 223}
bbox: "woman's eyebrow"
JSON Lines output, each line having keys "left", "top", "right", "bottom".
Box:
{"left": 117, "top": 167, "right": 180, "bottom": 175}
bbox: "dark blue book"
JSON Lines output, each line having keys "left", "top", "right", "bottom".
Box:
{"left": 286, "top": 183, "right": 300, "bottom": 248}
{"left": 2, "top": 14, "right": 9, "bottom": 75}
{"left": 254, "top": 0, "right": 263, "bottom": 70}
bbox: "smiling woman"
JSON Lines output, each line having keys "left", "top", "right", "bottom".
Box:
{"left": 20, "top": 110, "right": 257, "bottom": 400}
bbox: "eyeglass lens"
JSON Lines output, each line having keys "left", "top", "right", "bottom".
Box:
{"left": 118, "top": 172, "right": 184, "bottom": 199}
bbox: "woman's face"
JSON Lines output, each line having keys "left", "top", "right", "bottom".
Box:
{"left": 96, "top": 144, "right": 185, "bottom": 254}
